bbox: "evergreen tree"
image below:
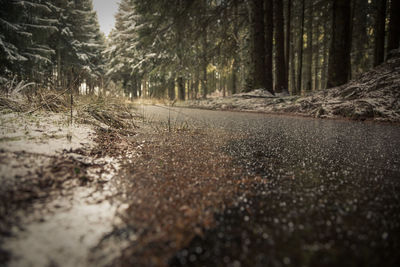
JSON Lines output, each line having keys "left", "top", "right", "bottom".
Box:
{"left": 47, "top": 0, "right": 105, "bottom": 91}
{"left": 0, "top": 0, "right": 56, "bottom": 82}
{"left": 104, "top": 0, "right": 393, "bottom": 99}
{"left": 0, "top": 0, "right": 104, "bottom": 91}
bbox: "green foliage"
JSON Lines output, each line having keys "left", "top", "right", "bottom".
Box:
{"left": 0, "top": 0, "right": 56, "bottom": 81}
{"left": 0, "top": 0, "right": 105, "bottom": 91}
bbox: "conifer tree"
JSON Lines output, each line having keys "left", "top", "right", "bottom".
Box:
{"left": 0, "top": 0, "right": 56, "bottom": 82}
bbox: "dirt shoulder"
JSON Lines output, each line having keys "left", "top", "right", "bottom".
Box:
{"left": 179, "top": 53, "right": 400, "bottom": 123}
{"left": 0, "top": 94, "right": 259, "bottom": 267}
{"left": 0, "top": 95, "right": 141, "bottom": 266}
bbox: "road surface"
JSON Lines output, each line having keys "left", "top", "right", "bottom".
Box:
{"left": 2, "top": 105, "right": 400, "bottom": 267}
{"left": 141, "top": 105, "right": 400, "bottom": 267}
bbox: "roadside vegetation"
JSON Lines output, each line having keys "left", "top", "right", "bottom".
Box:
{"left": 1, "top": 0, "right": 400, "bottom": 266}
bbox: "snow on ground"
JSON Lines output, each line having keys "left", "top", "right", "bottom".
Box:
{"left": 0, "top": 111, "right": 94, "bottom": 155}
{"left": 0, "top": 99, "right": 137, "bottom": 267}
{"left": 0, "top": 111, "right": 95, "bottom": 189}
{"left": 182, "top": 52, "right": 400, "bottom": 123}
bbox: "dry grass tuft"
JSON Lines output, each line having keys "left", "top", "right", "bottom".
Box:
{"left": 32, "top": 91, "right": 69, "bottom": 112}
{"left": 78, "top": 95, "right": 140, "bottom": 134}
{"left": 0, "top": 97, "right": 27, "bottom": 112}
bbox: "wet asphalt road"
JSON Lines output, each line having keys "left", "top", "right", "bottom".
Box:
{"left": 141, "top": 105, "right": 400, "bottom": 267}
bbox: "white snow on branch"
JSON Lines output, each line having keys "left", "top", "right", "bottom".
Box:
{"left": 14, "top": 1, "right": 52, "bottom": 13}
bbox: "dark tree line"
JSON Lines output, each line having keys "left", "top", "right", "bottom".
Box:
{"left": 0, "top": 0, "right": 105, "bottom": 93}
{"left": 1, "top": 0, "right": 399, "bottom": 99}
{"left": 106, "top": 0, "right": 399, "bottom": 100}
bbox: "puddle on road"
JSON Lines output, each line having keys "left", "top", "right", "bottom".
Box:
{"left": 4, "top": 187, "right": 122, "bottom": 267}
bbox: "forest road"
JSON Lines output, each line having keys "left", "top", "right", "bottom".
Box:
{"left": 2, "top": 104, "right": 400, "bottom": 267}
{"left": 140, "top": 105, "right": 400, "bottom": 267}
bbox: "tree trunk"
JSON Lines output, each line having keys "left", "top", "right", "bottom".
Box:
{"left": 387, "top": 0, "right": 400, "bottom": 52}
{"left": 327, "top": 0, "right": 351, "bottom": 88}
{"left": 187, "top": 79, "right": 191, "bottom": 100}
{"left": 137, "top": 77, "right": 142, "bottom": 98}
{"left": 232, "top": 0, "right": 239, "bottom": 95}
{"left": 194, "top": 67, "right": 199, "bottom": 99}
{"left": 373, "top": 0, "right": 387, "bottom": 66}
{"left": 264, "top": 0, "right": 274, "bottom": 93}
{"left": 305, "top": 0, "right": 313, "bottom": 92}
{"left": 232, "top": 60, "right": 238, "bottom": 94}
{"left": 352, "top": 0, "right": 370, "bottom": 76}
{"left": 289, "top": 4, "right": 296, "bottom": 94}
{"left": 176, "top": 1, "right": 185, "bottom": 101}
{"left": 274, "top": 0, "right": 287, "bottom": 93}
{"left": 348, "top": 0, "right": 356, "bottom": 81}
{"left": 314, "top": 15, "right": 320, "bottom": 91}
{"left": 202, "top": 53, "right": 207, "bottom": 98}
{"left": 222, "top": 70, "right": 226, "bottom": 97}
{"left": 296, "top": 0, "right": 305, "bottom": 94}
{"left": 201, "top": 9, "right": 208, "bottom": 99}
{"left": 168, "top": 76, "right": 175, "bottom": 100}
{"left": 143, "top": 77, "right": 147, "bottom": 98}
{"left": 321, "top": 6, "right": 330, "bottom": 89}
{"left": 290, "top": 37, "right": 296, "bottom": 94}
{"left": 177, "top": 76, "right": 185, "bottom": 100}
{"left": 285, "top": 0, "right": 291, "bottom": 90}
{"left": 132, "top": 75, "right": 138, "bottom": 98}
{"left": 251, "top": 0, "right": 267, "bottom": 91}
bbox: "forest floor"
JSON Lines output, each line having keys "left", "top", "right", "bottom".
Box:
{"left": 0, "top": 93, "right": 257, "bottom": 266}
{"left": 180, "top": 51, "right": 400, "bottom": 123}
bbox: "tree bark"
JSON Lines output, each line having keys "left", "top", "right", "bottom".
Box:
{"left": 327, "top": 0, "right": 351, "bottom": 88}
